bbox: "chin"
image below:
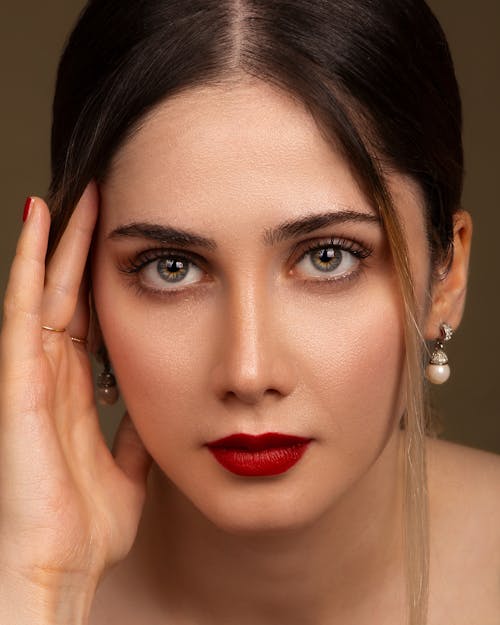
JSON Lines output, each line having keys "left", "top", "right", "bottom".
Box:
{"left": 152, "top": 442, "right": 370, "bottom": 538}
{"left": 198, "top": 502, "right": 325, "bottom": 537}
{"left": 200, "top": 502, "right": 322, "bottom": 536}
{"left": 169, "top": 467, "right": 339, "bottom": 537}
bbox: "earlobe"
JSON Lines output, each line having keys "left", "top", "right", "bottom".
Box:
{"left": 424, "top": 209, "right": 473, "bottom": 340}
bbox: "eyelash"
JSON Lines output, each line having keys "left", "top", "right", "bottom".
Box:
{"left": 116, "top": 236, "right": 374, "bottom": 299}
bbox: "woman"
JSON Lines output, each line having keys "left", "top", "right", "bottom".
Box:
{"left": 1, "top": 1, "right": 499, "bottom": 624}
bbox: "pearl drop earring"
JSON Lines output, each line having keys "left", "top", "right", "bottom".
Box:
{"left": 425, "top": 322, "right": 453, "bottom": 384}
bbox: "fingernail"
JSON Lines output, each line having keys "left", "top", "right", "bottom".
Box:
{"left": 23, "top": 197, "right": 34, "bottom": 222}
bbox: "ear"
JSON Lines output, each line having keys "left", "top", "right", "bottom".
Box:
{"left": 423, "top": 210, "right": 473, "bottom": 340}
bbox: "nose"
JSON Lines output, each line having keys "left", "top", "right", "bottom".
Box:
{"left": 210, "top": 279, "right": 298, "bottom": 405}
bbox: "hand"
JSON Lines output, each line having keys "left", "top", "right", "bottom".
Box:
{"left": 0, "top": 183, "right": 152, "bottom": 609}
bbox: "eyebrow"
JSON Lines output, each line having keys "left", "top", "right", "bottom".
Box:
{"left": 107, "top": 209, "right": 380, "bottom": 250}
{"left": 107, "top": 222, "right": 217, "bottom": 250}
{"left": 262, "top": 209, "right": 380, "bottom": 246}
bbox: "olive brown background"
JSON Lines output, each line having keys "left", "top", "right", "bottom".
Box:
{"left": 0, "top": 1, "right": 498, "bottom": 453}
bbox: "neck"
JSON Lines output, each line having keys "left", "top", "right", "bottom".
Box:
{"left": 128, "top": 428, "right": 406, "bottom": 624}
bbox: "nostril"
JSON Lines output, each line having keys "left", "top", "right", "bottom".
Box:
{"left": 224, "top": 384, "right": 287, "bottom": 408}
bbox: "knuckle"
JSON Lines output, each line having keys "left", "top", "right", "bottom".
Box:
{"left": 74, "top": 218, "right": 94, "bottom": 238}
{"left": 3, "top": 291, "right": 39, "bottom": 322}
{"left": 45, "top": 276, "right": 72, "bottom": 299}
{"left": 16, "top": 249, "right": 45, "bottom": 273}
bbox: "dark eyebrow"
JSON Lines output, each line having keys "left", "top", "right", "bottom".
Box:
{"left": 107, "top": 223, "right": 217, "bottom": 250}
{"left": 262, "top": 210, "right": 380, "bottom": 246}
{"left": 107, "top": 210, "right": 380, "bottom": 250}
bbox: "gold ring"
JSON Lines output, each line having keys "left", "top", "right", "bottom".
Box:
{"left": 42, "top": 324, "right": 66, "bottom": 333}
{"left": 70, "top": 336, "right": 88, "bottom": 345}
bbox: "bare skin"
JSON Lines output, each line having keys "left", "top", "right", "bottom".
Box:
{"left": 426, "top": 438, "right": 500, "bottom": 623}
{"left": 1, "top": 77, "right": 498, "bottom": 624}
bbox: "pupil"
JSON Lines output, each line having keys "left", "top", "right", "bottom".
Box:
{"left": 166, "top": 259, "right": 183, "bottom": 272}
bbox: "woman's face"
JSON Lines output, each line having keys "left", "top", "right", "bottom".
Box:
{"left": 91, "top": 78, "right": 431, "bottom": 533}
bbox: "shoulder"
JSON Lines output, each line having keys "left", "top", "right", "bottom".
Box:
{"left": 426, "top": 436, "right": 500, "bottom": 544}
{"left": 426, "top": 436, "right": 500, "bottom": 510}
{"left": 425, "top": 437, "right": 500, "bottom": 622}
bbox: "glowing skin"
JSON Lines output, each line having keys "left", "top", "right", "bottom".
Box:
{"left": 93, "top": 80, "right": 410, "bottom": 521}
{"left": 89, "top": 78, "right": 471, "bottom": 623}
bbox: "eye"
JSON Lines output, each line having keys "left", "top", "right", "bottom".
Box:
{"left": 145, "top": 255, "right": 204, "bottom": 288}
{"left": 118, "top": 249, "right": 205, "bottom": 293}
{"left": 292, "top": 237, "right": 372, "bottom": 282}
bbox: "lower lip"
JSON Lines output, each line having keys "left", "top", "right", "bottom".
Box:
{"left": 207, "top": 442, "right": 311, "bottom": 477}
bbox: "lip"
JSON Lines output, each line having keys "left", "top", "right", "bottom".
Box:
{"left": 206, "top": 433, "right": 313, "bottom": 477}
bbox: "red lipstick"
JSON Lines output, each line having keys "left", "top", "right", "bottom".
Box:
{"left": 206, "top": 433, "right": 312, "bottom": 477}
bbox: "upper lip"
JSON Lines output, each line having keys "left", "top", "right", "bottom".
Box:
{"left": 206, "top": 433, "right": 312, "bottom": 451}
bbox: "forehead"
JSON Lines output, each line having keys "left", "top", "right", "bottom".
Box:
{"left": 109, "top": 78, "right": 338, "bottom": 177}
{"left": 102, "top": 77, "right": 426, "bottom": 247}
{"left": 105, "top": 79, "right": 375, "bottom": 215}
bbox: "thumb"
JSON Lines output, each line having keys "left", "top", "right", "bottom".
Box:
{"left": 112, "top": 411, "right": 152, "bottom": 488}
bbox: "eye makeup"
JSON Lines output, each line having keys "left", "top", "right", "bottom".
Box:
{"left": 115, "top": 234, "right": 375, "bottom": 300}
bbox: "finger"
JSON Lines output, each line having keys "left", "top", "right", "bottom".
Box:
{"left": 1, "top": 198, "right": 50, "bottom": 363}
{"left": 66, "top": 267, "right": 91, "bottom": 346}
{"left": 112, "top": 412, "right": 152, "bottom": 488}
{"left": 41, "top": 180, "right": 99, "bottom": 332}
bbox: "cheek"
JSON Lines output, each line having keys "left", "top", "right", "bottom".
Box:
{"left": 93, "top": 282, "right": 213, "bottom": 444}
{"left": 286, "top": 278, "right": 406, "bottom": 464}
{"left": 260, "top": 282, "right": 407, "bottom": 526}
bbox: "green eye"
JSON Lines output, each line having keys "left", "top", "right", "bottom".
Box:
{"left": 296, "top": 244, "right": 361, "bottom": 279}
{"left": 141, "top": 255, "right": 204, "bottom": 290}
{"left": 157, "top": 257, "right": 191, "bottom": 282}
{"left": 308, "top": 247, "right": 343, "bottom": 272}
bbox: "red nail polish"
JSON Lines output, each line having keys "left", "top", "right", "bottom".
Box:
{"left": 23, "top": 197, "right": 34, "bottom": 222}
